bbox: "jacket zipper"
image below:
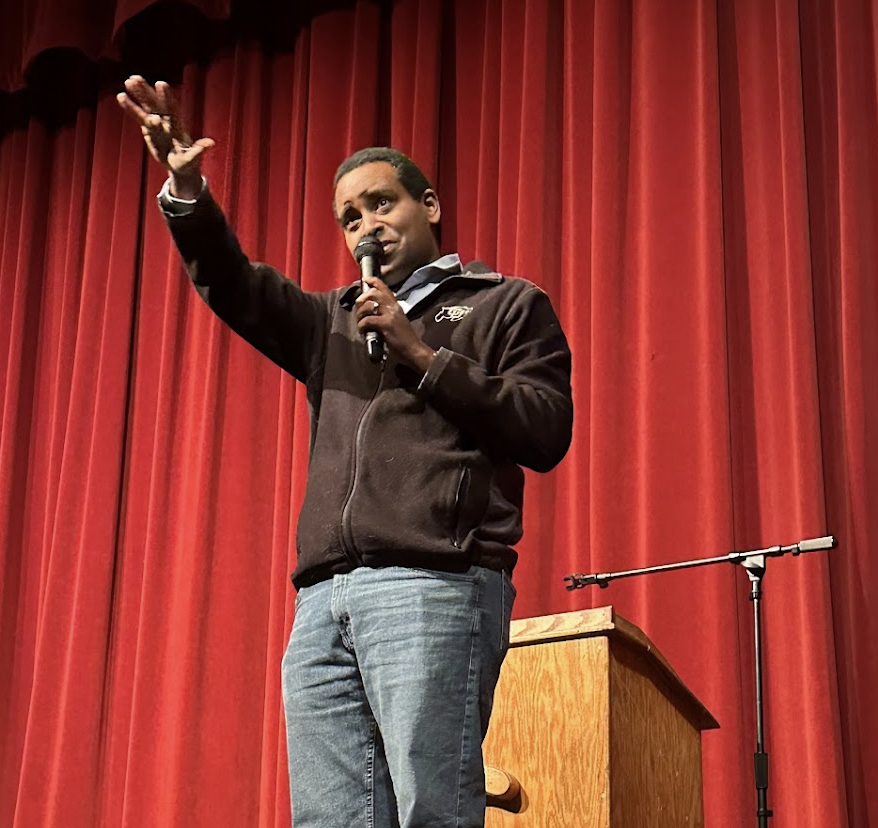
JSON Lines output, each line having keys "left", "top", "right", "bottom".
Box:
{"left": 340, "top": 360, "right": 386, "bottom": 564}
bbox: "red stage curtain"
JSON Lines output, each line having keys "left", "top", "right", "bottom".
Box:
{"left": 1, "top": 0, "right": 876, "bottom": 826}
{"left": 0, "top": 0, "right": 232, "bottom": 92}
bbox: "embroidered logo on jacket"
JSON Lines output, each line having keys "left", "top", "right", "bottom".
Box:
{"left": 435, "top": 306, "right": 474, "bottom": 322}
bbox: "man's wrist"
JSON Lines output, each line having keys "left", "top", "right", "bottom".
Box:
{"left": 408, "top": 343, "right": 438, "bottom": 376}
{"left": 169, "top": 171, "right": 203, "bottom": 200}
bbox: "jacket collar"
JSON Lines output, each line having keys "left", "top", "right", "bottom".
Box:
{"left": 338, "top": 259, "right": 502, "bottom": 310}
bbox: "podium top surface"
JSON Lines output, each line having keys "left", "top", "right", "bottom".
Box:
{"left": 509, "top": 606, "right": 719, "bottom": 731}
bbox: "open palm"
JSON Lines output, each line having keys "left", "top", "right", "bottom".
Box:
{"left": 117, "top": 75, "right": 214, "bottom": 198}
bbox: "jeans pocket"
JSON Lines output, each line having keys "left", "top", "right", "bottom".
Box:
{"left": 294, "top": 586, "right": 309, "bottom": 611}
{"left": 293, "top": 579, "right": 326, "bottom": 612}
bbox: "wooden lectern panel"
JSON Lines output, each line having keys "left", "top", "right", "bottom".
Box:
{"left": 608, "top": 643, "right": 708, "bottom": 825}
{"left": 483, "top": 607, "right": 717, "bottom": 827}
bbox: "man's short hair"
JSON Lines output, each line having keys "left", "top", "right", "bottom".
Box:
{"left": 333, "top": 147, "right": 432, "bottom": 203}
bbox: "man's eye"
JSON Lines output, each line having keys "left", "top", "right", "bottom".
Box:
{"left": 377, "top": 198, "right": 391, "bottom": 210}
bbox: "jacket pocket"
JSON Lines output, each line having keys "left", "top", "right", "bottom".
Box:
{"left": 451, "top": 466, "right": 471, "bottom": 548}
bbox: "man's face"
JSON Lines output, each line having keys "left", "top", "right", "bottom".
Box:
{"left": 334, "top": 161, "right": 441, "bottom": 287}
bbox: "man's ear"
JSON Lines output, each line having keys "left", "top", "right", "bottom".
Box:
{"left": 422, "top": 189, "right": 441, "bottom": 225}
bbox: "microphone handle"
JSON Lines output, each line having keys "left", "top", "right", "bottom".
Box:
{"left": 365, "top": 331, "right": 384, "bottom": 362}
{"left": 360, "top": 254, "right": 385, "bottom": 362}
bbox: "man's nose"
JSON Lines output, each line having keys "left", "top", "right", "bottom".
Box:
{"left": 360, "top": 213, "right": 383, "bottom": 238}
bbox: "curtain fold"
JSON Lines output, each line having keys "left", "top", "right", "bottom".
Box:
{"left": 0, "top": 97, "right": 146, "bottom": 826}
{"left": 799, "top": 0, "right": 878, "bottom": 823}
{"left": 717, "top": 1, "right": 850, "bottom": 824}
{"left": 0, "top": 0, "right": 233, "bottom": 92}
{"left": 1, "top": 0, "right": 875, "bottom": 826}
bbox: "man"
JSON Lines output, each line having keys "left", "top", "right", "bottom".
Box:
{"left": 118, "top": 76, "right": 573, "bottom": 827}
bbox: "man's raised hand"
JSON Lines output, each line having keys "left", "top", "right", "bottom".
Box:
{"left": 117, "top": 76, "right": 214, "bottom": 199}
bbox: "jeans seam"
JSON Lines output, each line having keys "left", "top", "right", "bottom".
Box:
{"left": 454, "top": 572, "right": 483, "bottom": 825}
{"left": 365, "top": 718, "right": 377, "bottom": 828}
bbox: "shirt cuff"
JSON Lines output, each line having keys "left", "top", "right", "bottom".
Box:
{"left": 157, "top": 175, "right": 207, "bottom": 216}
{"left": 417, "top": 347, "right": 451, "bottom": 393}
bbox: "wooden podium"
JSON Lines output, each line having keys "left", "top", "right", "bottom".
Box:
{"left": 483, "top": 606, "right": 719, "bottom": 827}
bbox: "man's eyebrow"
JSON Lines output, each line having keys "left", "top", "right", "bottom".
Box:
{"left": 336, "top": 203, "right": 358, "bottom": 225}
{"left": 335, "top": 187, "right": 398, "bottom": 224}
{"left": 363, "top": 187, "right": 397, "bottom": 201}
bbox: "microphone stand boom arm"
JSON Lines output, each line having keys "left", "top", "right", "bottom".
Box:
{"left": 564, "top": 535, "right": 836, "bottom": 590}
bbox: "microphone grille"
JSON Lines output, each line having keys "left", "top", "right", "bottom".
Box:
{"left": 354, "top": 234, "right": 383, "bottom": 263}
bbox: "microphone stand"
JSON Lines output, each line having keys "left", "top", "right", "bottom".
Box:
{"left": 564, "top": 535, "right": 837, "bottom": 828}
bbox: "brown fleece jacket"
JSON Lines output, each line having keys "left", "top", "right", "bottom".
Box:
{"left": 163, "top": 189, "right": 573, "bottom": 588}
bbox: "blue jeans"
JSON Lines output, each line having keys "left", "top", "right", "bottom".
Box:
{"left": 281, "top": 565, "right": 515, "bottom": 828}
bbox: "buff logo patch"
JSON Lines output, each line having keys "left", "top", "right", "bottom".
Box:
{"left": 435, "top": 306, "right": 474, "bottom": 322}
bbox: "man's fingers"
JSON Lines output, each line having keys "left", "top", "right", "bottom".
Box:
{"left": 357, "top": 313, "right": 385, "bottom": 333}
{"left": 155, "top": 81, "right": 176, "bottom": 116}
{"left": 165, "top": 145, "right": 209, "bottom": 178}
{"left": 357, "top": 276, "right": 394, "bottom": 305}
{"left": 154, "top": 81, "right": 188, "bottom": 137}
{"left": 118, "top": 77, "right": 181, "bottom": 127}
{"left": 185, "top": 139, "right": 216, "bottom": 158}
{"left": 354, "top": 300, "right": 377, "bottom": 322}
{"left": 362, "top": 273, "right": 389, "bottom": 291}
{"left": 123, "top": 75, "right": 161, "bottom": 112}
{"left": 355, "top": 287, "right": 381, "bottom": 305}
{"left": 117, "top": 92, "right": 151, "bottom": 125}
{"left": 181, "top": 141, "right": 212, "bottom": 163}
{"left": 117, "top": 77, "right": 167, "bottom": 129}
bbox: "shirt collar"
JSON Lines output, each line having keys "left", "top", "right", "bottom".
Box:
{"left": 394, "top": 253, "right": 462, "bottom": 300}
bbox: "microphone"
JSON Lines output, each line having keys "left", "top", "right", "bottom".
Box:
{"left": 354, "top": 234, "right": 385, "bottom": 362}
